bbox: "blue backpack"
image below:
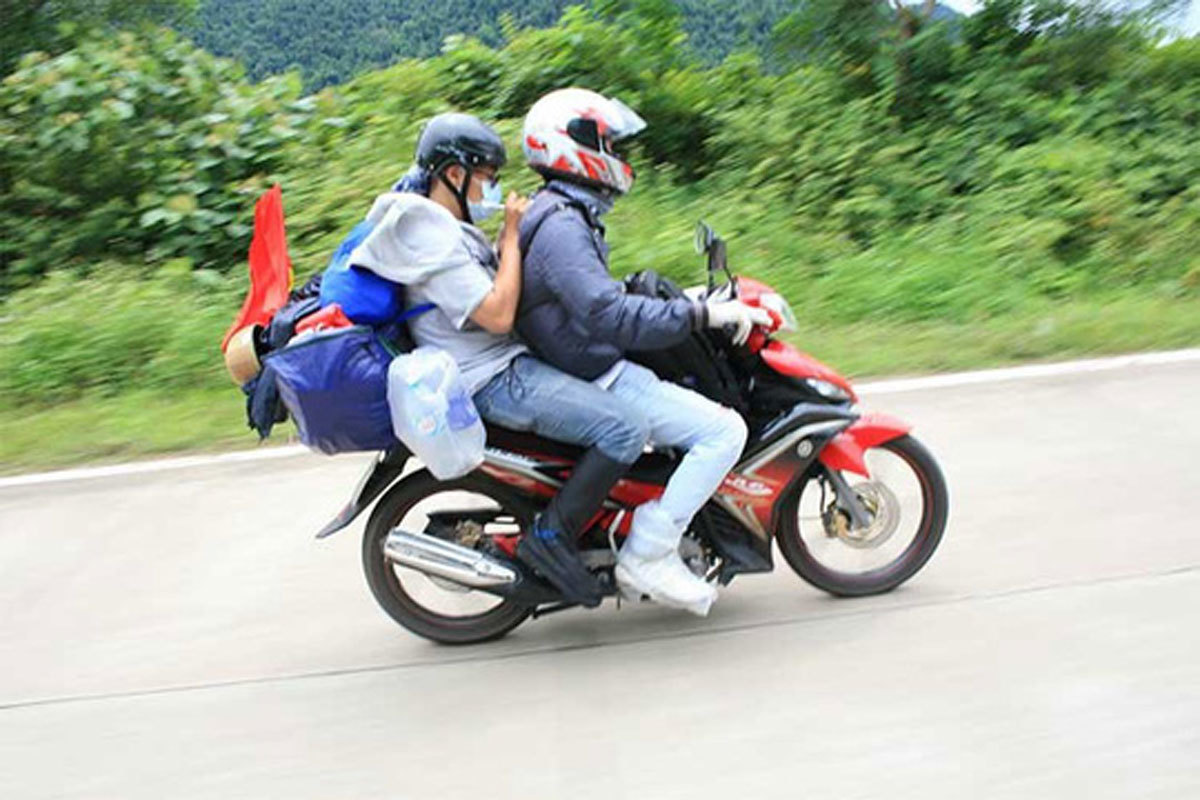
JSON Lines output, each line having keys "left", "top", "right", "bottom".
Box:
{"left": 319, "top": 220, "right": 409, "bottom": 324}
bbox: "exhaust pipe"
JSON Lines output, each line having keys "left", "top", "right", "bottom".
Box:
{"left": 383, "top": 528, "right": 518, "bottom": 589}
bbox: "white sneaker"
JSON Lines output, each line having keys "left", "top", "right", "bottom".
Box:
{"left": 615, "top": 550, "right": 718, "bottom": 617}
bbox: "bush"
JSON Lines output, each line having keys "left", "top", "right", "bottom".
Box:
{"left": 3, "top": 2, "right": 1200, "bottom": 415}
{"left": 0, "top": 30, "right": 314, "bottom": 292}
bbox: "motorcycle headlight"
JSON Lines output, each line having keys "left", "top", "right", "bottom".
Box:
{"left": 758, "top": 292, "right": 798, "bottom": 332}
{"left": 806, "top": 378, "right": 851, "bottom": 402}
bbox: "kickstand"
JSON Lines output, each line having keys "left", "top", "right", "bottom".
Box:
{"left": 531, "top": 602, "right": 579, "bottom": 620}
{"left": 608, "top": 510, "right": 627, "bottom": 611}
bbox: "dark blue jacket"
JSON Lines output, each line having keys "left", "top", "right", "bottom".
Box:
{"left": 516, "top": 185, "right": 703, "bottom": 381}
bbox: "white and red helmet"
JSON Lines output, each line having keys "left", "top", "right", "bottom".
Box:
{"left": 522, "top": 88, "right": 647, "bottom": 195}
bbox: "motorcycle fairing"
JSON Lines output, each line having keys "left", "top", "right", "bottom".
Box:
{"left": 315, "top": 445, "right": 410, "bottom": 538}
{"left": 759, "top": 340, "right": 858, "bottom": 402}
{"left": 717, "top": 405, "right": 859, "bottom": 541}
{"left": 817, "top": 413, "right": 912, "bottom": 478}
{"left": 695, "top": 502, "right": 773, "bottom": 582}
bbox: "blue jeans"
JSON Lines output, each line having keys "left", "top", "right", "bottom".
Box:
{"left": 473, "top": 355, "right": 649, "bottom": 465}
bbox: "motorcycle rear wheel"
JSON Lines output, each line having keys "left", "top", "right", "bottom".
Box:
{"left": 362, "top": 470, "right": 534, "bottom": 645}
{"left": 777, "top": 434, "right": 948, "bottom": 597}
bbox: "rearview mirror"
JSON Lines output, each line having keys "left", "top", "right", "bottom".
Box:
{"left": 694, "top": 220, "right": 715, "bottom": 255}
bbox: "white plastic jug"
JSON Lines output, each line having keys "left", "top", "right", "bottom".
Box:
{"left": 386, "top": 347, "right": 485, "bottom": 480}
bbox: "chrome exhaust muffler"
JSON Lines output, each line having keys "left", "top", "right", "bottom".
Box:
{"left": 383, "top": 528, "right": 518, "bottom": 589}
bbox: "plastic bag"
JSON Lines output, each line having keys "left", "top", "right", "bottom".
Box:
{"left": 387, "top": 347, "right": 485, "bottom": 480}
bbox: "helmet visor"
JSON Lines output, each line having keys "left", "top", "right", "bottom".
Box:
{"left": 607, "top": 97, "right": 647, "bottom": 141}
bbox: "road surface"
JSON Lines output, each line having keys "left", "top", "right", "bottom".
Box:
{"left": 2, "top": 354, "right": 1198, "bottom": 798}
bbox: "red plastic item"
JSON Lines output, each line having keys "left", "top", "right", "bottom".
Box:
{"left": 759, "top": 340, "right": 858, "bottom": 402}
{"left": 818, "top": 413, "right": 912, "bottom": 478}
{"left": 221, "top": 185, "right": 294, "bottom": 352}
{"left": 294, "top": 303, "right": 353, "bottom": 335}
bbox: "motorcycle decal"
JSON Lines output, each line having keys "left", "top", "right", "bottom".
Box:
{"left": 713, "top": 493, "right": 770, "bottom": 541}
{"left": 720, "top": 474, "right": 776, "bottom": 498}
{"left": 724, "top": 419, "right": 856, "bottom": 536}
{"left": 714, "top": 469, "right": 791, "bottom": 540}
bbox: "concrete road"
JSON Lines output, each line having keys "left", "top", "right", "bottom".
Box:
{"left": 2, "top": 356, "right": 1199, "bottom": 799}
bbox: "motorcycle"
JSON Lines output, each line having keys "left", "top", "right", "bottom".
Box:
{"left": 315, "top": 221, "right": 949, "bottom": 644}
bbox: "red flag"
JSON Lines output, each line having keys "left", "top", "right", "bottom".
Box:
{"left": 221, "top": 184, "right": 294, "bottom": 352}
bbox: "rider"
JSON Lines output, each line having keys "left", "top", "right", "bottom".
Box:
{"left": 347, "top": 112, "right": 647, "bottom": 608}
{"left": 516, "top": 88, "right": 773, "bottom": 616}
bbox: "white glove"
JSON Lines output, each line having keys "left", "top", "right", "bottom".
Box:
{"left": 704, "top": 300, "right": 774, "bottom": 346}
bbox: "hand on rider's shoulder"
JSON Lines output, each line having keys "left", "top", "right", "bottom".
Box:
{"left": 505, "top": 192, "right": 529, "bottom": 221}
{"left": 501, "top": 193, "right": 530, "bottom": 243}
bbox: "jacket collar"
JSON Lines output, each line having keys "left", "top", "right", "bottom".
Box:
{"left": 545, "top": 180, "right": 613, "bottom": 232}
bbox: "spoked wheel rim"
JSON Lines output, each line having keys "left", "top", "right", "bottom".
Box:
{"left": 778, "top": 434, "right": 948, "bottom": 595}
{"left": 797, "top": 444, "right": 929, "bottom": 578}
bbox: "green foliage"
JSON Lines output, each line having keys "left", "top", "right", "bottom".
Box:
{"left": 772, "top": 0, "right": 892, "bottom": 92}
{"left": 0, "top": 0, "right": 196, "bottom": 74}
{"left": 0, "top": 31, "right": 316, "bottom": 290}
{"left": 432, "top": 4, "right": 718, "bottom": 176}
{"left": 2, "top": 0, "right": 1200, "bottom": 426}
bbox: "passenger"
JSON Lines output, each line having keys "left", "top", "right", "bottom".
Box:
{"left": 349, "top": 112, "right": 645, "bottom": 608}
{"left": 516, "top": 89, "right": 773, "bottom": 616}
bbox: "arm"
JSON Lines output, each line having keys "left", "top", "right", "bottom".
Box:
{"left": 536, "top": 214, "right": 702, "bottom": 350}
{"left": 469, "top": 193, "right": 528, "bottom": 334}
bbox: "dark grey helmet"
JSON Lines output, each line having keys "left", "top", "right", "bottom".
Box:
{"left": 416, "top": 113, "right": 507, "bottom": 174}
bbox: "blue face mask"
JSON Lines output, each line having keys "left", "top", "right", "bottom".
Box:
{"left": 468, "top": 177, "right": 503, "bottom": 223}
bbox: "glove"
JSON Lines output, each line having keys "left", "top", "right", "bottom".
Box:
{"left": 704, "top": 300, "right": 775, "bottom": 346}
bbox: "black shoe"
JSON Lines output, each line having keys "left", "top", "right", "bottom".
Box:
{"left": 516, "top": 515, "right": 604, "bottom": 608}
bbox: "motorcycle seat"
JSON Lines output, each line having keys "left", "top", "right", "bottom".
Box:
{"left": 484, "top": 423, "right": 679, "bottom": 485}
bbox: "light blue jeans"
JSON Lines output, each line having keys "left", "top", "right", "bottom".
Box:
{"left": 604, "top": 361, "right": 748, "bottom": 557}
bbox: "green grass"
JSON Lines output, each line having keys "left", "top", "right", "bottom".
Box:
{"left": 0, "top": 386, "right": 289, "bottom": 475}
{"left": 788, "top": 295, "right": 1200, "bottom": 379}
{"left": 2, "top": 293, "right": 1196, "bottom": 476}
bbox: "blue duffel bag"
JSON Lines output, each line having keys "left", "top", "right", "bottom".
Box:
{"left": 264, "top": 325, "right": 399, "bottom": 455}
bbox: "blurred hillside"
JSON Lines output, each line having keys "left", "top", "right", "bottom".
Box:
{"left": 1, "top": 0, "right": 1198, "bottom": 468}
{"left": 184, "top": 0, "right": 805, "bottom": 88}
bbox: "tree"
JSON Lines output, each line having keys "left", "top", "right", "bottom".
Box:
{"left": 1, "top": 0, "right": 196, "bottom": 74}
{"left": 772, "top": 0, "right": 893, "bottom": 94}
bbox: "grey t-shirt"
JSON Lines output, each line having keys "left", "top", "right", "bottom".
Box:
{"left": 405, "top": 222, "right": 527, "bottom": 394}
{"left": 345, "top": 191, "right": 524, "bottom": 394}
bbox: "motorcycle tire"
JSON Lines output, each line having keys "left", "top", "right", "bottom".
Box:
{"left": 776, "top": 434, "right": 948, "bottom": 597}
{"left": 362, "top": 470, "right": 534, "bottom": 645}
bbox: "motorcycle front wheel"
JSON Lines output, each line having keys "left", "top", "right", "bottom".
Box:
{"left": 776, "top": 434, "right": 948, "bottom": 597}
{"left": 362, "top": 470, "right": 534, "bottom": 645}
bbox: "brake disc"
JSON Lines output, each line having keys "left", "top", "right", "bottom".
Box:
{"left": 822, "top": 481, "right": 901, "bottom": 550}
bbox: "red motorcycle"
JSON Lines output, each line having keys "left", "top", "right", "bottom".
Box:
{"left": 318, "top": 222, "right": 949, "bottom": 644}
